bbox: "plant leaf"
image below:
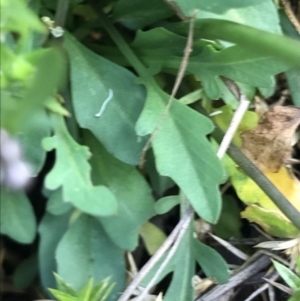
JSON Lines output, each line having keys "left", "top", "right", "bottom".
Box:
{"left": 64, "top": 33, "right": 147, "bottom": 165}
{"left": 193, "top": 239, "right": 229, "bottom": 284}
{"left": 146, "top": 150, "right": 175, "bottom": 196}
{"left": 13, "top": 254, "right": 38, "bottom": 290}
{"left": 140, "top": 222, "right": 167, "bottom": 255}
{"left": 90, "top": 278, "right": 115, "bottom": 301}
{"left": 154, "top": 196, "right": 180, "bottom": 215}
{"left": 132, "top": 28, "right": 290, "bottom": 99}
{"left": 194, "top": 0, "right": 282, "bottom": 34}
{"left": 84, "top": 131, "right": 155, "bottom": 251}
{"left": 0, "top": 187, "right": 36, "bottom": 243}
{"left": 170, "top": 19, "right": 300, "bottom": 68}
{"left": 213, "top": 195, "right": 242, "bottom": 239}
{"left": 280, "top": 11, "right": 300, "bottom": 107}
{"left": 38, "top": 212, "right": 71, "bottom": 292}
{"left": 78, "top": 278, "right": 94, "bottom": 301}
{"left": 46, "top": 189, "right": 73, "bottom": 216}
{"left": 164, "top": 226, "right": 194, "bottom": 301}
{"left": 241, "top": 205, "right": 300, "bottom": 238}
{"left": 272, "top": 260, "right": 300, "bottom": 290}
{"left": 47, "top": 289, "right": 77, "bottom": 301}
{"left": 17, "top": 109, "right": 51, "bottom": 175}
{"left": 136, "top": 84, "right": 223, "bottom": 223}
{"left": 165, "top": 0, "right": 264, "bottom": 15}
{"left": 56, "top": 214, "right": 125, "bottom": 301}
{"left": 2, "top": 48, "right": 65, "bottom": 133}
{"left": 113, "top": 0, "right": 172, "bottom": 30}
{"left": 42, "top": 114, "right": 118, "bottom": 217}
{"left": 53, "top": 273, "right": 78, "bottom": 297}
{"left": 288, "top": 291, "right": 300, "bottom": 301}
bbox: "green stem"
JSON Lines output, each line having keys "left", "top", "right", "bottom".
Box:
{"left": 54, "top": 0, "right": 70, "bottom": 28}
{"left": 212, "top": 127, "right": 300, "bottom": 231}
{"left": 88, "top": 0, "right": 151, "bottom": 81}
{"left": 173, "top": 19, "right": 300, "bottom": 67}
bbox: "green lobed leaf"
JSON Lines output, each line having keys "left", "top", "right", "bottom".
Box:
{"left": 136, "top": 84, "right": 224, "bottom": 223}
{"left": 195, "top": 0, "right": 282, "bottom": 34}
{"left": 280, "top": 10, "right": 300, "bottom": 107}
{"left": 13, "top": 254, "right": 38, "bottom": 290}
{"left": 42, "top": 114, "right": 118, "bottom": 217}
{"left": 17, "top": 109, "right": 51, "bottom": 175}
{"left": 132, "top": 28, "right": 290, "bottom": 99}
{"left": 64, "top": 33, "right": 147, "bottom": 165}
{"left": 140, "top": 222, "right": 167, "bottom": 255}
{"left": 46, "top": 189, "right": 73, "bottom": 216}
{"left": 113, "top": 0, "right": 173, "bottom": 30}
{"left": 0, "top": 187, "right": 36, "bottom": 243}
{"left": 140, "top": 252, "right": 175, "bottom": 287}
{"left": 139, "top": 224, "right": 195, "bottom": 299}
{"left": 56, "top": 214, "right": 125, "bottom": 301}
{"left": 272, "top": 260, "right": 300, "bottom": 291}
{"left": 155, "top": 196, "right": 180, "bottom": 215}
{"left": 165, "top": 0, "right": 264, "bottom": 16}
{"left": 38, "top": 212, "right": 71, "bottom": 292}
{"left": 146, "top": 150, "right": 175, "bottom": 196}
{"left": 170, "top": 19, "right": 300, "bottom": 68}
{"left": 193, "top": 239, "right": 229, "bottom": 284}
{"left": 164, "top": 225, "right": 194, "bottom": 301}
{"left": 83, "top": 131, "right": 155, "bottom": 251}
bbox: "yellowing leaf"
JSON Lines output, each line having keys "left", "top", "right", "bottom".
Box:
{"left": 232, "top": 167, "right": 300, "bottom": 212}
{"left": 217, "top": 105, "right": 300, "bottom": 238}
{"left": 212, "top": 104, "right": 259, "bottom": 147}
{"left": 241, "top": 205, "right": 300, "bottom": 238}
{"left": 140, "top": 222, "right": 166, "bottom": 255}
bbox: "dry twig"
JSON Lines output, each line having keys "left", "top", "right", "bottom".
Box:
{"left": 280, "top": 0, "right": 300, "bottom": 34}
{"left": 196, "top": 252, "right": 271, "bottom": 301}
{"left": 139, "top": 11, "right": 197, "bottom": 168}
{"left": 116, "top": 207, "right": 194, "bottom": 301}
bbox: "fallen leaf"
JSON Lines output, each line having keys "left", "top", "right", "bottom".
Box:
{"left": 241, "top": 106, "right": 300, "bottom": 172}
{"left": 212, "top": 104, "right": 300, "bottom": 238}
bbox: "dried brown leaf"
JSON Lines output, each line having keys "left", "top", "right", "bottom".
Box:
{"left": 241, "top": 106, "right": 300, "bottom": 172}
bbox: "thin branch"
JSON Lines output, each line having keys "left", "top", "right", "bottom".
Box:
{"left": 217, "top": 78, "right": 250, "bottom": 159}
{"left": 116, "top": 207, "right": 194, "bottom": 301}
{"left": 196, "top": 254, "right": 271, "bottom": 301}
{"left": 243, "top": 273, "right": 279, "bottom": 301}
{"left": 280, "top": 0, "right": 300, "bottom": 34}
{"left": 139, "top": 11, "right": 197, "bottom": 168}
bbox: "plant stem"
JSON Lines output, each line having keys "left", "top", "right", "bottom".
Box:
{"left": 87, "top": 0, "right": 151, "bottom": 81}
{"left": 174, "top": 19, "right": 300, "bottom": 67}
{"left": 54, "top": 0, "right": 69, "bottom": 27}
